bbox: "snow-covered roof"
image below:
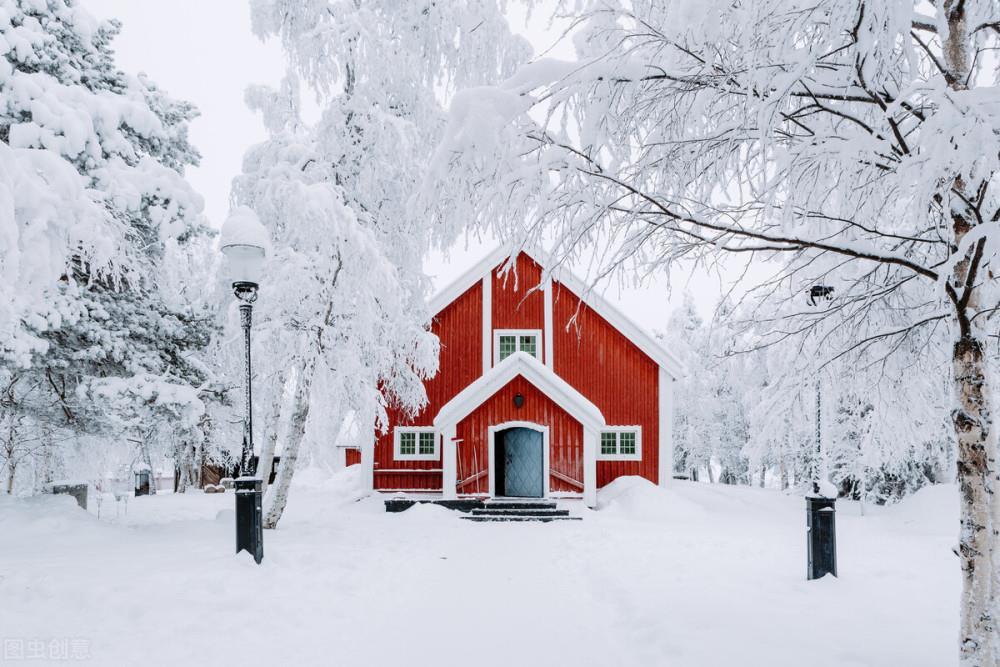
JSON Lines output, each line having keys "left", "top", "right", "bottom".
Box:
{"left": 434, "top": 352, "right": 605, "bottom": 430}
{"left": 427, "top": 245, "right": 687, "bottom": 379}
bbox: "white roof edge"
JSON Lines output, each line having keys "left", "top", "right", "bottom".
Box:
{"left": 433, "top": 352, "right": 606, "bottom": 429}
{"left": 427, "top": 245, "right": 687, "bottom": 379}
{"left": 427, "top": 245, "right": 512, "bottom": 316}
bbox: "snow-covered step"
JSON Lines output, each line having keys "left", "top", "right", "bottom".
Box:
{"left": 482, "top": 500, "right": 558, "bottom": 511}
{"left": 461, "top": 515, "right": 581, "bottom": 522}
{"left": 469, "top": 507, "right": 570, "bottom": 517}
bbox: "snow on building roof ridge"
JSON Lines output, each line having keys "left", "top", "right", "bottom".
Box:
{"left": 427, "top": 244, "right": 687, "bottom": 378}
{"left": 433, "top": 351, "right": 605, "bottom": 429}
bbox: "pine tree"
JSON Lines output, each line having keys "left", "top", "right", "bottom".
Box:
{"left": 0, "top": 0, "right": 214, "bottom": 491}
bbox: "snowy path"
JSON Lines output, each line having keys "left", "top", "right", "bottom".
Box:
{"left": 1, "top": 475, "right": 957, "bottom": 666}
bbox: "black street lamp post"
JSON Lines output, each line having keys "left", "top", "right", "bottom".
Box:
{"left": 221, "top": 207, "right": 269, "bottom": 565}
{"left": 805, "top": 283, "right": 837, "bottom": 580}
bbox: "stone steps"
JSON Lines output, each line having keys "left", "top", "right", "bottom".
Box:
{"left": 384, "top": 497, "right": 581, "bottom": 522}
{"left": 460, "top": 499, "right": 579, "bottom": 522}
{"left": 462, "top": 515, "right": 581, "bottom": 522}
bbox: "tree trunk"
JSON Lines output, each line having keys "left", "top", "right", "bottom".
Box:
{"left": 140, "top": 434, "right": 156, "bottom": 495}
{"left": 940, "top": 4, "right": 999, "bottom": 662}
{"left": 257, "top": 368, "right": 288, "bottom": 497}
{"left": 707, "top": 464, "right": 716, "bottom": 484}
{"left": 176, "top": 442, "right": 197, "bottom": 493}
{"left": 3, "top": 417, "right": 15, "bottom": 494}
{"left": 953, "top": 335, "right": 998, "bottom": 665}
{"left": 263, "top": 360, "right": 314, "bottom": 529}
{"left": 759, "top": 465, "right": 766, "bottom": 488}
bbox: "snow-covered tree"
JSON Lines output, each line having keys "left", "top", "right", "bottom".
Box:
{"left": 666, "top": 295, "right": 753, "bottom": 484}
{"left": 0, "top": 0, "right": 214, "bottom": 491}
{"left": 230, "top": 1, "right": 529, "bottom": 527}
{"left": 426, "top": 2, "right": 1000, "bottom": 661}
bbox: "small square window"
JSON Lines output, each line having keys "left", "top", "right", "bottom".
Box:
{"left": 519, "top": 335, "right": 537, "bottom": 358}
{"left": 498, "top": 335, "right": 517, "bottom": 361}
{"left": 418, "top": 432, "right": 435, "bottom": 455}
{"left": 598, "top": 428, "right": 641, "bottom": 460}
{"left": 494, "top": 330, "right": 541, "bottom": 365}
{"left": 395, "top": 428, "right": 438, "bottom": 460}
{"left": 601, "top": 432, "right": 617, "bottom": 455}
{"left": 399, "top": 432, "right": 416, "bottom": 456}
{"left": 620, "top": 432, "right": 636, "bottom": 455}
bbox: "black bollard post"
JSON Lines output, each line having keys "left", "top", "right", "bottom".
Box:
{"left": 235, "top": 477, "right": 264, "bottom": 564}
{"left": 806, "top": 495, "right": 837, "bottom": 580}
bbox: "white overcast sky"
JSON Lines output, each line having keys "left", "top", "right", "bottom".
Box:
{"left": 82, "top": 0, "right": 733, "bottom": 331}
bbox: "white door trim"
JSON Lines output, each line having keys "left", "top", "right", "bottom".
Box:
{"left": 488, "top": 421, "right": 550, "bottom": 498}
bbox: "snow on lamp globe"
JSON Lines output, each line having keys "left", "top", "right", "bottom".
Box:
{"left": 220, "top": 205, "right": 269, "bottom": 565}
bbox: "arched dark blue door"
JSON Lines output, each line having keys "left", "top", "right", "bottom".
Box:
{"left": 501, "top": 427, "right": 544, "bottom": 497}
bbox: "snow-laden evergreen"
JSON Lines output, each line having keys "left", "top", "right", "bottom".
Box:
{"left": 0, "top": 0, "right": 217, "bottom": 494}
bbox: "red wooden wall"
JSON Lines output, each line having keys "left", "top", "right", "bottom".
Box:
{"left": 373, "top": 280, "right": 482, "bottom": 492}
{"left": 491, "top": 254, "right": 546, "bottom": 365}
{"left": 374, "top": 250, "right": 662, "bottom": 493}
{"left": 551, "top": 283, "right": 660, "bottom": 486}
{"left": 344, "top": 448, "right": 361, "bottom": 467}
{"left": 456, "top": 376, "right": 584, "bottom": 495}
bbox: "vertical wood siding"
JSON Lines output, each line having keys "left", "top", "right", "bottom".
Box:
{"left": 375, "top": 251, "right": 663, "bottom": 495}
{"left": 456, "top": 376, "right": 583, "bottom": 496}
{"left": 373, "top": 281, "right": 482, "bottom": 491}
{"left": 491, "top": 253, "right": 545, "bottom": 365}
{"left": 344, "top": 448, "right": 361, "bottom": 467}
{"left": 551, "top": 282, "right": 661, "bottom": 486}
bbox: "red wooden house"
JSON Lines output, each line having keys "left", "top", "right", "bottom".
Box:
{"left": 361, "top": 247, "right": 684, "bottom": 507}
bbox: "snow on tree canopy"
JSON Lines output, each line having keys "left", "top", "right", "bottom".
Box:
{"left": 1, "top": 0, "right": 217, "bottom": 499}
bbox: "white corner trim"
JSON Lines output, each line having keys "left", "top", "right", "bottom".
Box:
{"left": 488, "top": 421, "right": 550, "bottom": 498}
{"left": 482, "top": 274, "right": 492, "bottom": 375}
{"left": 583, "top": 427, "right": 597, "bottom": 508}
{"left": 393, "top": 426, "right": 439, "bottom": 461}
{"left": 492, "top": 329, "right": 542, "bottom": 366}
{"left": 596, "top": 426, "right": 643, "bottom": 461}
{"left": 425, "top": 245, "right": 687, "bottom": 380}
{"left": 442, "top": 425, "right": 458, "bottom": 499}
{"left": 433, "top": 352, "right": 606, "bottom": 431}
{"left": 543, "top": 278, "right": 554, "bottom": 368}
{"left": 658, "top": 367, "right": 673, "bottom": 486}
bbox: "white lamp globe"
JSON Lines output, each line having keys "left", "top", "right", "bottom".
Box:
{"left": 220, "top": 206, "right": 269, "bottom": 286}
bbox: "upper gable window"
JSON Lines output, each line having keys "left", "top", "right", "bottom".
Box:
{"left": 494, "top": 329, "right": 541, "bottom": 364}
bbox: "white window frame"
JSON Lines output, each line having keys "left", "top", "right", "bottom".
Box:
{"left": 394, "top": 427, "right": 439, "bottom": 461}
{"left": 493, "top": 329, "right": 542, "bottom": 365}
{"left": 597, "top": 426, "right": 642, "bottom": 461}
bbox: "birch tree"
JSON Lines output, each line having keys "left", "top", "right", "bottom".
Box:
{"left": 427, "top": 1, "right": 1000, "bottom": 662}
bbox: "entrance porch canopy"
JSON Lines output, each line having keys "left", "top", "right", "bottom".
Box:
{"left": 433, "top": 352, "right": 605, "bottom": 507}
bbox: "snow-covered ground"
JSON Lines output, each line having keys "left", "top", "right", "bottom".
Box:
{"left": 1, "top": 470, "right": 957, "bottom": 666}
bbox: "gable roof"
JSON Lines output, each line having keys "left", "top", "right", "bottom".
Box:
{"left": 427, "top": 245, "right": 687, "bottom": 379}
{"left": 433, "top": 352, "right": 605, "bottom": 430}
